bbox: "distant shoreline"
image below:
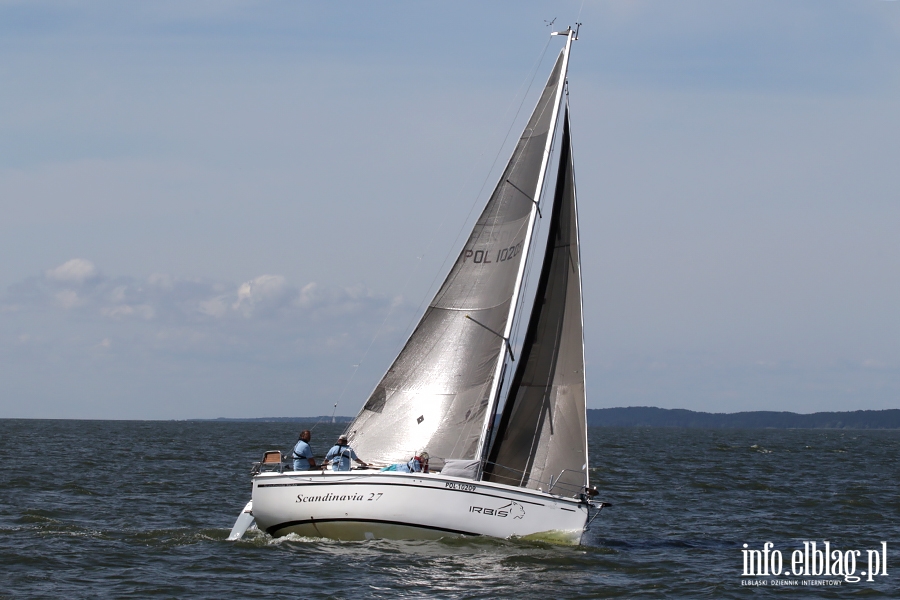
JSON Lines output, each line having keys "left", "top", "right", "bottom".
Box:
{"left": 195, "top": 408, "right": 900, "bottom": 429}
{"left": 585, "top": 407, "right": 900, "bottom": 429}
{"left": 5, "top": 409, "right": 897, "bottom": 428}
{"left": 197, "top": 416, "right": 355, "bottom": 423}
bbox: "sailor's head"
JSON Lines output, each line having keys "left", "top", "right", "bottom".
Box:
{"left": 337, "top": 434, "right": 349, "bottom": 445}
{"left": 414, "top": 451, "right": 429, "bottom": 473}
{"left": 299, "top": 430, "right": 311, "bottom": 442}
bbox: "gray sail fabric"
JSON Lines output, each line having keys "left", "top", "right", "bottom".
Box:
{"left": 484, "top": 110, "right": 588, "bottom": 495}
{"left": 345, "top": 51, "right": 567, "bottom": 466}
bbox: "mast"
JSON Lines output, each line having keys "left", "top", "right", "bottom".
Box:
{"left": 474, "top": 27, "right": 576, "bottom": 474}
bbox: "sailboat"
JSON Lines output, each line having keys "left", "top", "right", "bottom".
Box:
{"left": 232, "top": 26, "right": 606, "bottom": 545}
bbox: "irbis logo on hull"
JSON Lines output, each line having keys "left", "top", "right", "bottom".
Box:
{"left": 469, "top": 501, "right": 525, "bottom": 519}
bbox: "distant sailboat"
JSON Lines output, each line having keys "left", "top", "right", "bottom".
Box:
{"left": 233, "top": 26, "right": 606, "bottom": 544}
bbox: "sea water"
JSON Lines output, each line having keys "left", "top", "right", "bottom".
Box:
{"left": 1, "top": 419, "right": 897, "bottom": 598}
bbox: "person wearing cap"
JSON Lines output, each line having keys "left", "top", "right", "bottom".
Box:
{"left": 406, "top": 452, "right": 429, "bottom": 473}
{"left": 323, "top": 435, "right": 367, "bottom": 471}
{"left": 291, "top": 430, "right": 318, "bottom": 471}
{"left": 381, "top": 451, "right": 430, "bottom": 473}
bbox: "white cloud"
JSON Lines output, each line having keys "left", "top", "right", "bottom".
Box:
{"left": 6, "top": 262, "right": 407, "bottom": 353}
{"left": 1, "top": 261, "right": 417, "bottom": 418}
{"left": 147, "top": 273, "right": 174, "bottom": 289}
{"left": 862, "top": 359, "right": 886, "bottom": 369}
{"left": 233, "top": 274, "right": 288, "bottom": 316}
{"left": 46, "top": 259, "right": 99, "bottom": 284}
{"left": 199, "top": 297, "right": 228, "bottom": 318}
{"left": 55, "top": 289, "right": 81, "bottom": 309}
{"left": 295, "top": 282, "right": 317, "bottom": 309}
{"left": 102, "top": 304, "right": 155, "bottom": 320}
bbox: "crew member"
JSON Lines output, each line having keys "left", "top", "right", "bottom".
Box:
{"left": 323, "top": 434, "right": 367, "bottom": 471}
{"left": 381, "top": 451, "right": 429, "bottom": 473}
{"left": 406, "top": 451, "right": 429, "bottom": 473}
{"left": 291, "top": 430, "right": 317, "bottom": 471}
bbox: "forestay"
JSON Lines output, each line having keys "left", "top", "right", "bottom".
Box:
{"left": 346, "top": 51, "right": 568, "bottom": 466}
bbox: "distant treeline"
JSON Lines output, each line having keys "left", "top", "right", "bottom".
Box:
{"left": 587, "top": 407, "right": 900, "bottom": 429}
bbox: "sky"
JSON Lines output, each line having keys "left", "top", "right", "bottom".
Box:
{"left": 1, "top": 1, "right": 898, "bottom": 419}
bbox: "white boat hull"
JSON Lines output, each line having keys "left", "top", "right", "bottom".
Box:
{"left": 251, "top": 470, "right": 590, "bottom": 544}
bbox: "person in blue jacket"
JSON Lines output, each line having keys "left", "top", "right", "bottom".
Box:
{"left": 381, "top": 451, "right": 429, "bottom": 473}
{"left": 291, "top": 430, "right": 318, "bottom": 471}
{"left": 405, "top": 452, "right": 429, "bottom": 473}
{"left": 323, "top": 435, "right": 368, "bottom": 471}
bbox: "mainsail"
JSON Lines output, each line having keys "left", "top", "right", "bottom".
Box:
{"left": 484, "top": 108, "right": 588, "bottom": 494}
{"left": 346, "top": 50, "right": 569, "bottom": 465}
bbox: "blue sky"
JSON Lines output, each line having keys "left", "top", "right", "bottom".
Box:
{"left": 1, "top": 1, "right": 898, "bottom": 418}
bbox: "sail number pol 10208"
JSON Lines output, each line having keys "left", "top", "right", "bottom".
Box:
{"left": 445, "top": 482, "right": 476, "bottom": 492}
{"left": 463, "top": 241, "right": 524, "bottom": 265}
